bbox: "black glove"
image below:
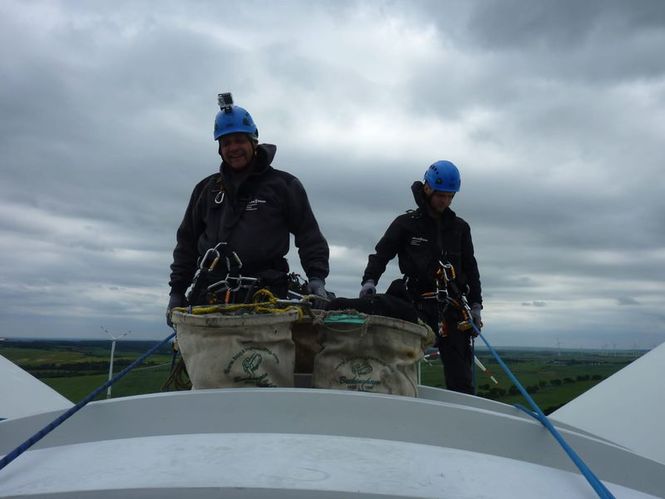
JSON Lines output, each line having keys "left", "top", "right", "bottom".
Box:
{"left": 470, "top": 303, "right": 483, "bottom": 330}
{"left": 308, "top": 278, "right": 328, "bottom": 309}
{"left": 166, "top": 293, "right": 187, "bottom": 327}
{"left": 359, "top": 280, "right": 376, "bottom": 298}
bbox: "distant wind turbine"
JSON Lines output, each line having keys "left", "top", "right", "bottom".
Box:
{"left": 101, "top": 327, "right": 131, "bottom": 399}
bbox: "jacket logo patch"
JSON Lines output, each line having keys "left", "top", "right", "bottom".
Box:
{"left": 410, "top": 237, "right": 428, "bottom": 246}
{"left": 245, "top": 198, "right": 267, "bottom": 211}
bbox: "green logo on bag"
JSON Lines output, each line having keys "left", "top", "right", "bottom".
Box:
{"left": 336, "top": 357, "right": 382, "bottom": 391}
{"left": 242, "top": 352, "right": 263, "bottom": 374}
{"left": 224, "top": 346, "right": 280, "bottom": 387}
{"left": 351, "top": 359, "right": 373, "bottom": 376}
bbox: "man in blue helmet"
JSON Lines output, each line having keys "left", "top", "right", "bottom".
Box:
{"left": 359, "top": 161, "right": 482, "bottom": 394}
{"left": 166, "top": 93, "right": 329, "bottom": 320}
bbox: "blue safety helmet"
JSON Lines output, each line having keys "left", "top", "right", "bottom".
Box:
{"left": 214, "top": 105, "right": 259, "bottom": 141}
{"left": 423, "top": 160, "right": 461, "bottom": 192}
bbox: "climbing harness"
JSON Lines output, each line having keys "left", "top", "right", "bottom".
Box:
{"left": 418, "top": 261, "right": 476, "bottom": 337}
{"left": 185, "top": 243, "right": 325, "bottom": 308}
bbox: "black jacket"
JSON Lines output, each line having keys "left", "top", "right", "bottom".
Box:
{"left": 169, "top": 144, "right": 329, "bottom": 295}
{"left": 362, "top": 181, "right": 482, "bottom": 305}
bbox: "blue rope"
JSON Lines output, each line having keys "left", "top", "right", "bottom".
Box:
{"left": 474, "top": 325, "right": 615, "bottom": 499}
{"left": 0, "top": 332, "right": 176, "bottom": 472}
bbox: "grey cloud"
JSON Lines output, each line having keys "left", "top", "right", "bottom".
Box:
{"left": 521, "top": 301, "right": 547, "bottom": 307}
{"left": 1, "top": 1, "right": 664, "bottom": 348}
{"left": 617, "top": 296, "right": 639, "bottom": 306}
{"left": 463, "top": 0, "right": 665, "bottom": 83}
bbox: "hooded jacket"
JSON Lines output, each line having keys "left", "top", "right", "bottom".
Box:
{"left": 362, "top": 181, "right": 481, "bottom": 305}
{"left": 169, "top": 144, "right": 329, "bottom": 295}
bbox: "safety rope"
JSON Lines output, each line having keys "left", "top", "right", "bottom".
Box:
{"left": 0, "top": 331, "right": 176, "bottom": 473}
{"left": 172, "top": 288, "right": 308, "bottom": 321}
{"left": 473, "top": 323, "right": 615, "bottom": 499}
{"left": 161, "top": 356, "right": 191, "bottom": 391}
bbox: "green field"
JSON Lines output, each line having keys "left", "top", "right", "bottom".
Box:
{"left": 1, "top": 340, "right": 174, "bottom": 403}
{"left": 420, "top": 349, "right": 640, "bottom": 413}
{"left": 1, "top": 340, "right": 641, "bottom": 414}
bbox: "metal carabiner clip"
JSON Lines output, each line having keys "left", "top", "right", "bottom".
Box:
{"left": 437, "top": 261, "right": 455, "bottom": 283}
{"left": 200, "top": 246, "right": 221, "bottom": 271}
{"left": 214, "top": 191, "right": 225, "bottom": 205}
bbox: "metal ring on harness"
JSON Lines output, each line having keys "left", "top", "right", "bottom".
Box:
{"left": 226, "top": 276, "right": 243, "bottom": 292}
{"left": 207, "top": 275, "right": 259, "bottom": 294}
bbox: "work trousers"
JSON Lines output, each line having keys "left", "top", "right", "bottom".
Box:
{"left": 416, "top": 300, "right": 474, "bottom": 395}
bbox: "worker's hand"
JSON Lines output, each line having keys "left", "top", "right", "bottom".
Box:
{"left": 470, "top": 303, "right": 483, "bottom": 330}
{"left": 166, "top": 293, "right": 187, "bottom": 327}
{"left": 308, "top": 278, "right": 328, "bottom": 309}
{"left": 359, "top": 280, "right": 376, "bottom": 298}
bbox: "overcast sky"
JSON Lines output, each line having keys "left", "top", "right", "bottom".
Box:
{"left": 1, "top": 0, "right": 664, "bottom": 349}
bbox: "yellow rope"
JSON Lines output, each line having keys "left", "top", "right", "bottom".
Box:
{"left": 171, "top": 288, "right": 305, "bottom": 320}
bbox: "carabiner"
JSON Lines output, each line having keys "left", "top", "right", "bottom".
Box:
{"left": 435, "top": 288, "right": 449, "bottom": 303}
{"left": 200, "top": 246, "right": 221, "bottom": 271}
{"left": 437, "top": 261, "right": 455, "bottom": 283}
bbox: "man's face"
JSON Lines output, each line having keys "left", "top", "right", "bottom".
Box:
{"left": 426, "top": 185, "right": 455, "bottom": 214}
{"left": 219, "top": 133, "right": 254, "bottom": 170}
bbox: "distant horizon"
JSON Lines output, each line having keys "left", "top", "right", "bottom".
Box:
{"left": 0, "top": 336, "right": 652, "bottom": 353}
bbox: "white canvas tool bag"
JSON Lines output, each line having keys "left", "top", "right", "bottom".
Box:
{"left": 312, "top": 313, "right": 432, "bottom": 397}
{"left": 171, "top": 309, "right": 299, "bottom": 389}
